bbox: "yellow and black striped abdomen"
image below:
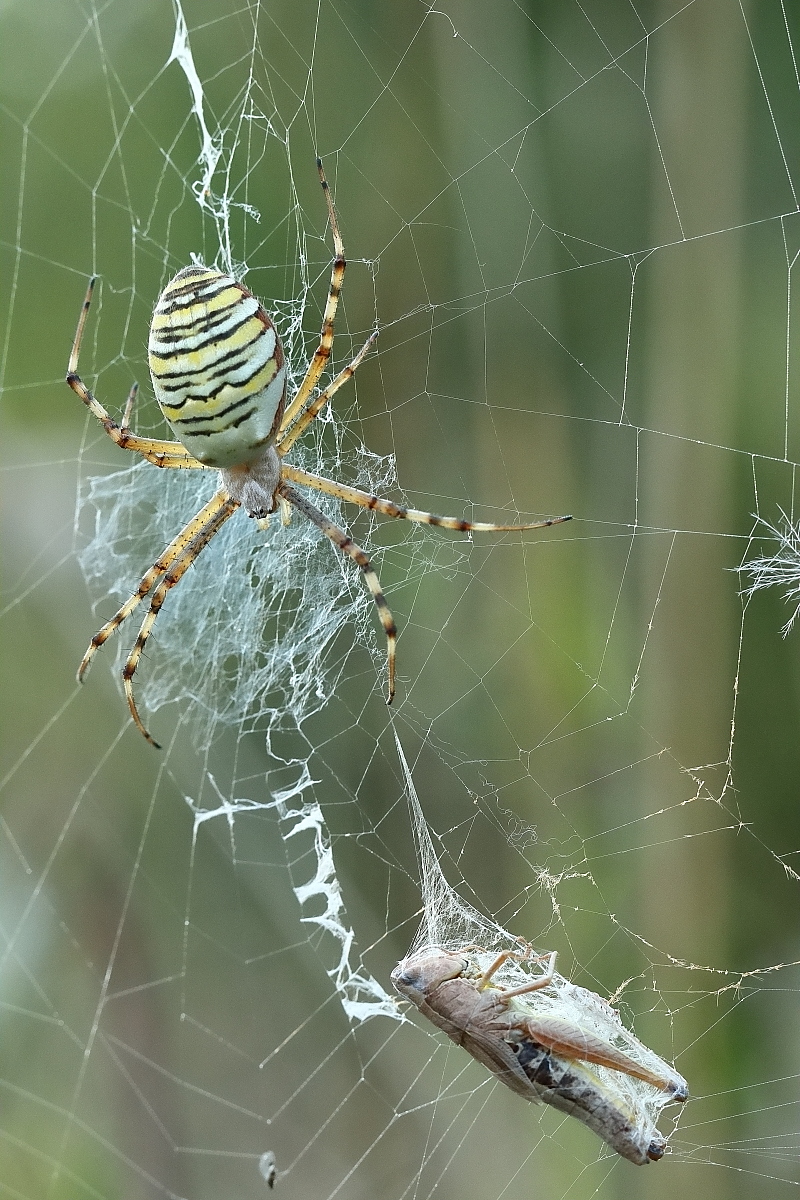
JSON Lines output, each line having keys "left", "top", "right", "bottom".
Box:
{"left": 149, "top": 265, "right": 286, "bottom": 468}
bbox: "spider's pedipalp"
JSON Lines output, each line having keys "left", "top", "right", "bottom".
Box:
{"left": 279, "top": 482, "right": 397, "bottom": 703}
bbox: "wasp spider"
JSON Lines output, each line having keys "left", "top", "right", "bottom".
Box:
{"left": 67, "top": 160, "right": 571, "bottom": 747}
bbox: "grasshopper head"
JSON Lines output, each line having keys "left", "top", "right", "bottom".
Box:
{"left": 391, "top": 949, "right": 466, "bottom": 1004}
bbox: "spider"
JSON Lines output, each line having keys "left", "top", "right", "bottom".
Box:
{"left": 67, "top": 159, "right": 571, "bottom": 748}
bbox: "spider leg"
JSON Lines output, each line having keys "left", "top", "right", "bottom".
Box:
{"left": 67, "top": 277, "right": 208, "bottom": 469}
{"left": 277, "top": 330, "right": 378, "bottom": 455}
{"left": 280, "top": 466, "right": 573, "bottom": 531}
{"left": 122, "top": 492, "right": 240, "bottom": 747}
{"left": 278, "top": 482, "right": 397, "bottom": 703}
{"left": 277, "top": 159, "right": 346, "bottom": 437}
{"left": 515, "top": 1013, "right": 688, "bottom": 1098}
{"left": 118, "top": 383, "right": 201, "bottom": 475}
{"left": 121, "top": 381, "right": 139, "bottom": 428}
{"left": 78, "top": 489, "right": 235, "bottom": 682}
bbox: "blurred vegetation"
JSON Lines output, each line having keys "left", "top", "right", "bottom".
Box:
{"left": 2, "top": 1, "right": 800, "bottom": 1198}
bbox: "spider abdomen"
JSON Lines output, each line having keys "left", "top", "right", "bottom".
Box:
{"left": 149, "top": 265, "right": 286, "bottom": 469}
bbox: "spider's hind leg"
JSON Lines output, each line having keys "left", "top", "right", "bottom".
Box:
{"left": 279, "top": 482, "right": 397, "bottom": 703}
{"left": 121, "top": 492, "right": 240, "bottom": 747}
{"left": 78, "top": 490, "right": 235, "bottom": 683}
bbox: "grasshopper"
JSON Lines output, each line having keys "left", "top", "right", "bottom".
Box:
{"left": 392, "top": 945, "right": 687, "bottom": 1165}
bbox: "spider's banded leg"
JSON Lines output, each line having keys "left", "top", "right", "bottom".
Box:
{"left": 281, "top": 466, "right": 573, "bottom": 531}
{"left": 279, "top": 482, "right": 397, "bottom": 703}
{"left": 123, "top": 494, "right": 240, "bottom": 747}
{"left": 277, "top": 331, "right": 378, "bottom": 455}
{"left": 517, "top": 1013, "right": 687, "bottom": 1097}
{"left": 143, "top": 455, "right": 210, "bottom": 470}
{"left": 67, "top": 277, "right": 206, "bottom": 469}
{"left": 278, "top": 160, "right": 346, "bottom": 436}
{"left": 78, "top": 489, "right": 234, "bottom": 682}
{"left": 67, "top": 369, "right": 204, "bottom": 467}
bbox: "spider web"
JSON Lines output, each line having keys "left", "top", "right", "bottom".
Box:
{"left": 3, "top": 0, "right": 800, "bottom": 1196}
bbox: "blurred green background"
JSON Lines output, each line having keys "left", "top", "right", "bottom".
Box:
{"left": 3, "top": 0, "right": 800, "bottom": 1197}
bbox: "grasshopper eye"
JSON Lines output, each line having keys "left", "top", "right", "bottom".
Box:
{"left": 647, "top": 1138, "right": 666, "bottom": 1162}
{"left": 392, "top": 965, "right": 420, "bottom": 988}
{"left": 666, "top": 1079, "right": 689, "bottom": 1103}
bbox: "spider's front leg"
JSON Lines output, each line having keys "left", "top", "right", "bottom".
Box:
{"left": 278, "top": 158, "right": 347, "bottom": 436}
{"left": 66, "top": 277, "right": 207, "bottom": 470}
